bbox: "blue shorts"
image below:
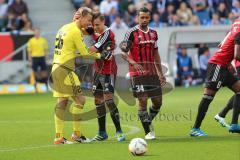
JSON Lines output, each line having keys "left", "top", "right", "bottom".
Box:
{"left": 32, "top": 57, "right": 47, "bottom": 71}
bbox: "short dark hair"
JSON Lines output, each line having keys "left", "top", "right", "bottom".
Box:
{"left": 93, "top": 13, "right": 105, "bottom": 21}
{"left": 138, "top": 7, "right": 150, "bottom": 15}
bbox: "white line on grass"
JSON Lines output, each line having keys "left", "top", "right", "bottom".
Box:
{"left": 0, "top": 121, "right": 140, "bottom": 153}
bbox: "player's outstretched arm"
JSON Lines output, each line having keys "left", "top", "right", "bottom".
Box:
{"left": 73, "top": 32, "right": 102, "bottom": 59}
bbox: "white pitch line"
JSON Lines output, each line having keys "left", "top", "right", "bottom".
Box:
{"left": 0, "top": 121, "right": 140, "bottom": 153}
{"left": 0, "top": 145, "right": 57, "bottom": 153}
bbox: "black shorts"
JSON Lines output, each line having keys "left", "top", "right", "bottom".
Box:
{"left": 92, "top": 72, "right": 115, "bottom": 96}
{"left": 131, "top": 75, "right": 162, "bottom": 98}
{"left": 205, "top": 63, "right": 239, "bottom": 91}
{"left": 32, "top": 57, "right": 47, "bottom": 71}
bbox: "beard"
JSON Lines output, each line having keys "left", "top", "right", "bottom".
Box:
{"left": 140, "top": 23, "right": 148, "bottom": 29}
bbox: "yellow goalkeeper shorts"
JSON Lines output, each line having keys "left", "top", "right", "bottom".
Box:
{"left": 51, "top": 64, "right": 82, "bottom": 97}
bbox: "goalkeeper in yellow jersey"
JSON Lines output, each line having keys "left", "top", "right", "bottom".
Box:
{"left": 50, "top": 7, "right": 112, "bottom": 145}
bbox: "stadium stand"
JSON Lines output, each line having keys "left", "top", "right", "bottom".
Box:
{"left": 71, "top": 0, "right": 240, "bottom": 27}
{"left": 0, "top": 0, "right": 32, "bottom": 32}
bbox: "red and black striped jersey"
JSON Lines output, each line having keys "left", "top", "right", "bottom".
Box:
{"left": 209, "top": 19, "right": 240, "bottom": 67}
{"left": 93, "top": 28, "right": 117, "bottom": 75}
{"left": 124, "top": 25, "right": 159, "bottom": 77}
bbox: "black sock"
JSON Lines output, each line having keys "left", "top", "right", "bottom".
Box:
{"left": 149, "top": 106, "right": 160, "bottom": 124}
{"left": 231, "top": 93, "right": 240, "bottom": 124}
{"left": 138, "top": 110, "right": 151, "bottom": 135}
{"left": 219, "top": 96, "right": 234, "bottom": 118}
{"left": 96, "top": 103, "right": 106, "bottom": 132}
{"left": 193, "top": 94, "right": 214, "bottom": 129}
{"left": 106, "top": 99, "right": 122, "bottom": 132}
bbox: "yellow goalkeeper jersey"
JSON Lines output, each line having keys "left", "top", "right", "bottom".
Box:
{"left": 52, "top": 22, "right": 100, "bottom": 70}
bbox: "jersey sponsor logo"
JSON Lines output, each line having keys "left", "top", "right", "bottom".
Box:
{"left": 139, "top": 40, "right": 155, "bottom": 44}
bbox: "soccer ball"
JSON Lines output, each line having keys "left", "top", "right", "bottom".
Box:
{"left": 128, "top": 138, "right": 148, "bottom": 156}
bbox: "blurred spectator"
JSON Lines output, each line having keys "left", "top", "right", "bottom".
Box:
{"left": 93, "top": 5, "right": 100, "bottom": 13}
{"left": 149, "top": 13, "right": 161, "bottom": 28}
{"left": 168, "top": 15, "right": 181, "bottom": 26}
{"left": 176, "top": 44, "right": 183, "bottom": 57}
{"left": 108, "top": 7, "right": 118, "bottom": 24}
{"left": 0, "top": 0, "right": 34, "bottom": 32}
{"left": 177, "top": 47, "right": 193, "bottom": 87}
{"left": 8, "top": 0, "right": 28, "bottom": 17}
{"left": 147, "top": 0, "right": 158, "bottom": 13}
{"left": 176, "top": 2, "right": 193, "bottom": 25}
{"left": 124, "top": 4, "right": 137, "bottom": 27}
{"left": 0, "top": 0, "right": 8, "bottom": 30}
{"left": 190, "top": 0, "right": 207, "bottom": 11}
{"left": 110, "top": 15, "right": 128, "bottom": 30}
{"left": 198, "top": 43, "right": 207, "bottom": 56}
{"left": 157, "top": 0, "right": 167, "bottom": 14}
{"left": 69, "top": 0, "right": 239, "bottom": 29}
{"left": 21, "top": 13, "right": 33, "bottom": 32}
{"left": 81, "top": 0, "right": 96, "bottom": 9}
{"left": 72, "top": 0, "right": 83, "bottom": 9}
{"left": 160, "top": 3, "right": 175, "bottom": 25}
{"left": 191, "top": 0, "right": 210, "bottom": 25}
{"left": 135, "top": 0, "right": 147, "bottom": 10}
{"left": 225, "top": 12, "right": 236, "bottom": 24}
{"left": 5, "top": 11, "right": 16, "bottom": 31}
{"left": 208, "top": 0, "right": 220, "bottom": 12}
{"left": 225, "top": 0, "right": 233, "bottom": 11}
{"left": 189, "top": 15, "right": 201, "bottom": 26}
{"left": 232, "top": 0, "right": 240, "bottom": 17}
{"left": 217, "top": 2, "right": 229, "bottom": 22}
{"left": 16, "top": 13, "right": 30, "bottom": 30}
{"left": 93, "top": 0, "right": 101, "bottom": 5}
{"left": 7, "top": 0, "right": 14, "bottom": 5}
{"left": 166, "top": 0, "right": 189, "bottom": 10}
{"left": 99, "top": 0, "right": 118, "bottom": 16}
{"left": 199, "top": 47, "right": 211, "bottom": 81}
{"left": 119, "top": 0, "right": 134, "bottom": 16}
{"left": 145, "top": 2, "right": 153, "bottom": 17}
{"left": 8, "top": 0, "right": 28, "bottom": 30}
{"left": 208, "top": 13, "right": 221, "bottom": 25}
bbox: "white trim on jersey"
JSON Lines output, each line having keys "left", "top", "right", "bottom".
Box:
{"left": 94, "top": 28, "right": 110, "bottom": 49}
{"left": 124, "top": 26, "right": 138, "bottom": 42}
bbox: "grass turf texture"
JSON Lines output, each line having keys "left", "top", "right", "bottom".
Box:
{"left": 0, "top": 86, "right": 239, "bottom": 160}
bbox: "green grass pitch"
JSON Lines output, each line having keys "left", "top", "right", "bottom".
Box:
{"left": 0, "top": 87, "right": 239, "bottom": 160}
